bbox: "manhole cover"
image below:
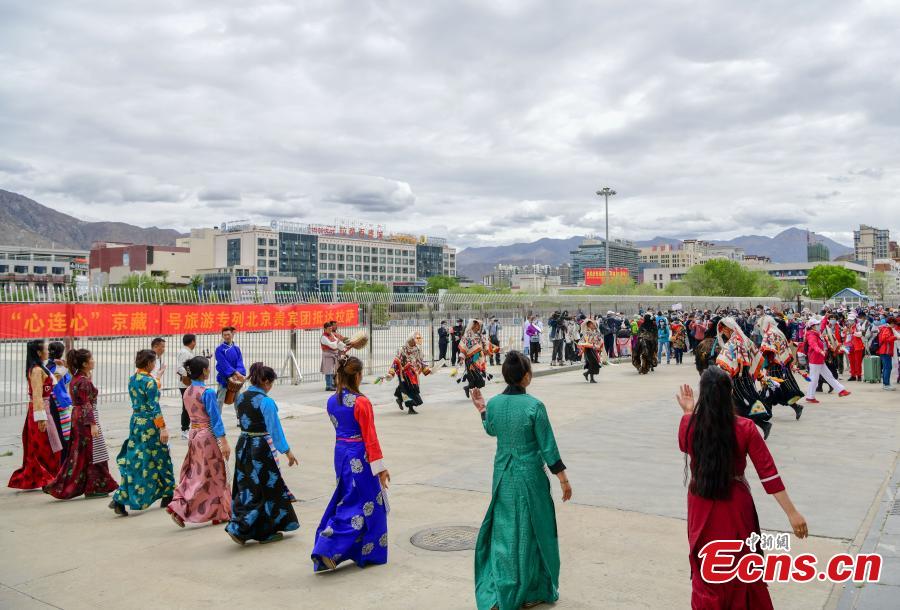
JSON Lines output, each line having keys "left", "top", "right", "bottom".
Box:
{"left": 410, "top": 526, "right": 479, "bottom": 551}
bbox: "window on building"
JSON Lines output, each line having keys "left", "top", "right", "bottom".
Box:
{"left": 14, "top": 265, "right": 28, "bottom": 273}
{"left": 268, "top": 259, "right": 277, "bottom": 268}
{"left": 258, "top": 248, "right": 266, "bottom": 257}
{"left": 33, "top": 266, "right": 47, "bottom": 274}
{"left": 269, "top": 249, "right": 277, "bottom": 258}
{"left": 0, "top": 265, "right": 6, "bottom": 272}
{"left": 258, "top": 238, "right": 266, "bottom": 246}
{"left": 269, "top": 239, "right": 277, "bottom": 246}
{"left": 227, "top": 239, "right": 241, "bottom": 266}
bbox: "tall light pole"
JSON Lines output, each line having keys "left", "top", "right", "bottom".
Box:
{"left": 596, "top": 187, "right": 616, "bottom": 277}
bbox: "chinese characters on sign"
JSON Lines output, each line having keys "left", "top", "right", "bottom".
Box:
{"left": 0, "top": 303, "right": 359, "bottom": 338}
{"left": 584, "top": 267, "right": 630, "bottom": 286}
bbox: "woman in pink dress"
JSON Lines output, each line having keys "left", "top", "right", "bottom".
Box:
{"left": 677, "top": 366, "right": 808, "bottom": 609}
{"left": 167, "top": 356, "right": 232, "bottom": 527}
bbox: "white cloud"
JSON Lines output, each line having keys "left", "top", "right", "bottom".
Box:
{"left": 0, "top": 0, "right": 898, "bottom": 248}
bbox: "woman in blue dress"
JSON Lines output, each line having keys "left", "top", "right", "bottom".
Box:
{"left": 226, "top": 362, "right": 299, "bottom": 545}
{"left": 312, "top": 355, "right": 390, "bottom": 572}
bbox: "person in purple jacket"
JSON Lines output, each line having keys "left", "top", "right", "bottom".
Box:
{"left": 215, "top": 326, "right": 246, "bottom": 408}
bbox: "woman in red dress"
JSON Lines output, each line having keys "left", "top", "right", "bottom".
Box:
{"left": 8, "top": 339, "right": 62, "bottom": 490}
{"left": 43, "top": 349, "right": 118, "bottom": 499}
{"left": 677, "top": 366, "right": 808, "bottom": 609}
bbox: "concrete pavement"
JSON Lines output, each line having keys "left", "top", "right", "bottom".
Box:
{"left": 0, "top": 358, "right": 897, "bottom": 609}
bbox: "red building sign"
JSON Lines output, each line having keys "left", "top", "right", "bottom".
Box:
{"left": 584, "top": 267, "right": 630, "bottom": 286}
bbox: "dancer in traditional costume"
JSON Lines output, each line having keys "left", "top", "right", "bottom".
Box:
{"left": 817, "top": 316, "right": 843, "bottom": 393}
{"left": 677, "top": 368, "right": 808, "bottom": 609}
{"left": 458, "top": 319, "right": 494, "bottom": 411}
{"left": 167, "top": 356, "right": 232, "bottom": 527}
{"left": 8, "top": 340, "right": 62, "bottom": 490}
{"left": 473, "top": 351, "right": 571, "bottom": 610}
{"left": 800, "top": 318, "right": 850, "bottom": 404}
{"left": 632, "top": 314, "right": 659, "bottom": 375}
{"left": 47, "top": 341, "right": 72, "bottom": 459}
{"left": 43, "top": 349, "right": 118, "bottom": 500}
{"left": 694, "top": 318, "right": 719, "bottom": 375}
{"left": 320, "top": 321, "right": 345, "bottom": 392}
{"left": 715, "top": 317, "right": 772, "bottom": 438}
{"left": 754, "top": 316, "right": 804, "bottom": 420}
{"left": 578, "top": 319, "right": 604, "bottom": 383}
{"left": 312, "top": 356, "right": 390, "bottom": 572}
{"left": 384, "top": 332, "right": 431, "bottom": 415}
{"left": 109, "top": 349, "right": 176, "bottom": 516}
{"left": 226, "top": 363, "right": 299, "bottom": 545}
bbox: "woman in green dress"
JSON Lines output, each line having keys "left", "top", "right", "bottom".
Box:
{"left": 109, "top": 349, "right": 176, "bottom": 516}
{"left": 474, "top": 351, "right": 572, "bottom": 610}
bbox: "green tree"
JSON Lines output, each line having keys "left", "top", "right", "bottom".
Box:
{"left": 752, "top": 271, "right": 781, "bottom": 297}
{"left": 425, "top": 275, "right": 460, "bottom": 293}
{"left": 340, "top": 280, "right": 389, "bottom": 293}
{"left": 806, "top": 265, "right": 864, "bottom": 300}
{"left": 868, "top": 270, "right": 891, "bottom": 302}
{"left": 777, "top": 280, "right": 804, "bottom": 302}
{"left": 681, "top": 259, "right": 759, "bottom": 296}
{"left": 119, "top": 273, "right": 167, "bottom": 290}
{"left": 189, "top": 274, "right": 204, "bottom": 290}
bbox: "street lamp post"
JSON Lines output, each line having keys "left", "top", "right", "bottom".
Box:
{"left": 595, "top": 187, "right": 616, "bottom": 277}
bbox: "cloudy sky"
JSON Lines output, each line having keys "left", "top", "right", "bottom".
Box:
{"left": 1, "top": 0, "right": 898, "bottom": 248}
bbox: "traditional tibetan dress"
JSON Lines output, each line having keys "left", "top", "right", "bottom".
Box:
{"left": 755, "top": 317, "right": 804, "bottom": 408}
{"left": 390, "top": 343, "right": 429, "bottom": 409}
{"left": 312, "top": 389, "right": 388, "bottom": 571}
{"left": 226, "top": 385, "right": 299, "bottom": 542}
{"left": 579, "top": 326, "right": 604, "bottom": 376}
{"left": 168, "top": 381, "right": 231, "bottom": 524}
{"left": 475, "top": 386, "right": 565, "bottom": 610}
{"left": 8, "top": 367, "right": 62, "bottom": 489}
{"left": 43, "top": 372, "right": 117, "bottom": 499}
{"left": 679, "top": 413, "right": 785, "bottom": 609}
{"left": 716, "top": 320, "right": 771, "bottom": 431}
{"left": 111, "top": 372, "right": 176, "bottom": 510}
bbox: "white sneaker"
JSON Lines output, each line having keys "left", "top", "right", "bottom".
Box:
{"left": 181, "top": 430, "right": 189, "bottom": 439}
{"left": 883, "top": 386, "right": 896, "bottom": 391}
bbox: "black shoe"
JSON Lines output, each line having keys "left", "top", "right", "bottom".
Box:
{"left": 589, "top": 376, "right": 597, "bottom": 383}
{"left": 759, "top": 421, "right": 772, "bottom": 440}
{"left": 109, "top": 500, "right": 128, "bottom": 517}
{"left": 407, "top": 405, "right": 419, "bottom": 415}
{"left": 791, "top": 404, "right": 804, "bottom": 420}
{"left": 396, "top": 396, "right": 404, "bottom": 410}
{"left": 463, "top": 386, "right": 470, "bottom": 398}
{"left": 160, "top": 496, "right": 173, "bottom": 509}
{"left": 583, "top": 372, "right": 589, "bottom": 381}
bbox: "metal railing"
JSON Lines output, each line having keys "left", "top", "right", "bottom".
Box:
{"left": 0, "top": 290, "right": 821, "bottom": 417}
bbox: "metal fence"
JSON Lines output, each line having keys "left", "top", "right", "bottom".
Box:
{"left": 0, "top": 290, "right": 818, "bottom": 417}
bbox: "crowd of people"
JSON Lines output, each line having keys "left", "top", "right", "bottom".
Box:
{"left": 6, "top": 302, "right": 899, "bottom": 609}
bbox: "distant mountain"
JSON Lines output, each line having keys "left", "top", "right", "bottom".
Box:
{"left": 457, "top": 228, "right": 853, "bottom": 278}
{"left": 456, "top": 236, "right": 584, "bottom": 280}
{"left": 0, "top": 189, "right": 184, "bottom": 250}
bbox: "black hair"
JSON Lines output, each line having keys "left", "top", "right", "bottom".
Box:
{"left": 135, "top": 349, "right": 157, "bottom": 370}
{"left": 66, "top": 348, "right": 92, "bottom": 374}
{"left": 221, "top": 326, "right": 236, "bottom": 333}
{"left": 502, "top": 350, "right": 532, "bottom": 386}
{"left": 182, "top": 333, "right": 196, "bottom": 347}
{"left": 684, "top": 366, "right": 737, "bottom": 500}
{"left": 25, "top": 339, "right": 50, "bottom": 377}
{"left": 248, "top": 362, "right": 277, "bottom": 387}
{"left": 184, "top": 356, "right": 210, "bottom": 381}
{"left": 150, "top": 337, "right": 166, "bottom": 348}
{"left": 335, "top": 355, "right": 363, "bottom": 396}
{"left": 48, "top": 341, "right": 66, "bottom": 360}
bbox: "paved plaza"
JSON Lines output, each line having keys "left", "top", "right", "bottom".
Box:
{"left": 0, "top": 359, "right": 897, "bottom": 609}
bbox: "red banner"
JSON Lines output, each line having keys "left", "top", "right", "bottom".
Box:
{"left": 0, "top": 303, "right": 359, "bottom": 339}
{"left": 584, "top": 267, "right": 630, "bottom": 286}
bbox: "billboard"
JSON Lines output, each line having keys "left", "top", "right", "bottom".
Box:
{"left": 584, "top": 267, "right": 630, "bottom": 286}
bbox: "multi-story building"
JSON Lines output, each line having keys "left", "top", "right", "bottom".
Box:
{"left": 854, "top": 224, "right": 890, "bottom": 267}
{"left": 0, "top": 245, "right": 88, "bottom": 291}
{"left": 570, "top": 238, "right": 640, "bottom": 283}
{"left": 175, "top": 228, "right": 217, "bottom": 270}
{"left": 205, "top": 221, "right": 456, "bottom": 292}
{"left": 639, "top": 239, "right": 747, "bottom": 270}
{"left": 872, "top": 259, "right": 900, "bottom": 299}
{"left": 642, "top": 260, "right": 869, "bottom": 290}
{"left": 90, "top": 242, "right": 195, "bottom": 286}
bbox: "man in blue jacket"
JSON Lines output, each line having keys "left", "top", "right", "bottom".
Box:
{"left": 215, "top": 326, "right": 246, "bottom": 407}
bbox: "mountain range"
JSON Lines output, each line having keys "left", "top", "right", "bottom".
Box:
{"left": 457, "top": 228, "right": 853, "bottom": 280}
{"left": 0, "top": 189, "right": 184, "bottom": 250}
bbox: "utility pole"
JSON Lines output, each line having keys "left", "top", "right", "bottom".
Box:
{"left": 595, "top": 187, "right": 616, "bottom": 279}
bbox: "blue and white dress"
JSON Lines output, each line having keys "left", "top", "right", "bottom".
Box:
{"left": 311, "top": 389, "right": 389, "bottom": 571}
